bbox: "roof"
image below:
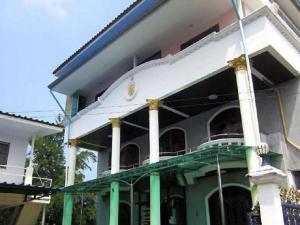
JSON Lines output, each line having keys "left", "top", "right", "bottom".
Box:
{"left": 0, "top": 182, "right": 58, "bottom": 196}
{"left": 50, "top": 0, "right": 167, "bottom": 89}
{"left": 62, "top": 144, "right": 281, "bottom": 193}
{"left": 0, "top": 111, "right": 62, "bottom": 128}
{"left": 53, "top": 0, "right": 143, "bottom": 75}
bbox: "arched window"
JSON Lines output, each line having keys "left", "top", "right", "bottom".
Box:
{"left": 209, "top": 107, "right": 242, "bottom": 140}
{"left": 120, "top": 144, "right": 139, "bottom": 169}
{"left": 208, "top": 186, "right": 251, "bottom": 225}
{"left": 159, "top": 128, "right": 186, "bottom": 156}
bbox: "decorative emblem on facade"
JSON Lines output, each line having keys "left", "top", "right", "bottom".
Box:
{"left": 126, "top": 77, "right": 138, "bottom": 101}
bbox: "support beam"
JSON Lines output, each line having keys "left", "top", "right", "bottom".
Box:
{"left": 147, "top": 99, "right": 161, "bottom": 225}
{"left": 109, "top": 118, "right": 121, "bottom": 225}
{"left": 161, "top": 104, "right": 190, "bottom": 118}
{"left": 251, "top": 66, "right": 274, "bottom": 87}
{"left": 123, "top": 120, "right": 149, "bottom": 131}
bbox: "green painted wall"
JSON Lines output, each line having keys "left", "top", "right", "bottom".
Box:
{"left": 185, "top": 170, "right": 250, "bottom": 225}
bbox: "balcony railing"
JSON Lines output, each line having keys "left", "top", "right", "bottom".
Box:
{"left": 199, "top": 133, "right": 244, "bottom": 149}
{"left": 0, "top": 165, "right": 52, "bottom": 188}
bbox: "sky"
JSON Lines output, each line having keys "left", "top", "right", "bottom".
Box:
{"left": 1, "top": 0, "right": 134, "bottom": 181}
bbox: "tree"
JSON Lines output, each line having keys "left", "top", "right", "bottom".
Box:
{"left": 29, "top": 115, "right": 97, "bottom": 225}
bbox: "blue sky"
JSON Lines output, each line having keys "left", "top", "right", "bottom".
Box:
{"left": 1, "top": 0, "right": 134, "bottom": 180}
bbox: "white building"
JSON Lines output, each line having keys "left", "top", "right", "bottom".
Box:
{"left": 49, "top": 0, "right": 300, "bottom": 225}
{"left": 0, "top": 111, "right": 62, "bottom": 225}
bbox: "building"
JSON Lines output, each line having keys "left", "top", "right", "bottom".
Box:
{"left": 48, "top": 0, "right": 300, "bottom": 225}
{"left": 0, "top": 111, "right": 62, "bottom": 225}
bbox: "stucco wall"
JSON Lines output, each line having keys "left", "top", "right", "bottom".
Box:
{"left": 98, "top": 78, "right": 300, "bottom": 175}
{"left": 186, "top": 170, "right": 250, "bottom": 225}
{"left": 0, "top": 132, "right": 28, "bottom": 184}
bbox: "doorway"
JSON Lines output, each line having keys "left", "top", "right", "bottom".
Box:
{"left": 208, "top": 186, "right": 251, "bottom": 225}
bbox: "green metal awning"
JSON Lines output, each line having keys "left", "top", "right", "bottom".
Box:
{"left": 62, "top": 144, "right": 281, "bottom": 193}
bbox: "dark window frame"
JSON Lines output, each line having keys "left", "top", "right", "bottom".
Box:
{"left": 0, "top": 141, "right": 10, "bottom": 165}
{"left": 180, "top": 24, "right": 220, "bottom": 50}
{"left": 139, "top": 50, "right": 162, "bottom": 65}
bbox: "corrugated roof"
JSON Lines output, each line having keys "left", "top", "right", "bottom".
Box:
{"left": 0, "top": 182, "right": 58, "bottom": 195}
{"left": 53, "top": 0, "right": 143, "bottom": 75}
{"left": 0, "top": 111, "right": 62, "bottom": 128}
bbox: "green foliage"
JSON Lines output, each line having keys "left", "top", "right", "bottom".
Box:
{"left": 29, "top": 115, "right": 97, "bottom": 225}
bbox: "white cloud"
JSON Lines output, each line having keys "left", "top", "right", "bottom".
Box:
{"left": 23, "top": 0, "right": 72, "bottom": 18}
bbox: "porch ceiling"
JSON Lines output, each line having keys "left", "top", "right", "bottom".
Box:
{"left": 78, "top": 50, "right": 295, "bottom": 151}
{"left": 61, "top": 144, "right": 281, "bottom": 193}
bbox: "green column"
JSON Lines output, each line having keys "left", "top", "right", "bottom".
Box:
{"left": 62, "top": 193, "right": 73, "bottom": 225}
{"left": 150, "top": 172, "right": 160, "bottom": 225}
{"left": 246, "top": 148, "right": 258, "bottom": 204}
{"left": 109, "top": 181, "right": 119, "bottom": 225}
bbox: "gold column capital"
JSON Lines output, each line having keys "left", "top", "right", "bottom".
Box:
{"left": 69, "top": 139, "right": 78, "bottom": 147}
{"left": 146, "top": 99, "right": 162, "bottom": 110}
{"left": 110, "top": 117, "right": 121, "bottom": 128}
{"left": 228, "top": 54, "right": 247, "bottom": 73}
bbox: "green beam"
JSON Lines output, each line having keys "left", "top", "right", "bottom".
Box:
{"left": 109, "top": 181, "right": 119, "bottom": 225}
{"left": 150, "top": 172, "right": 160, "bottom": 225}
{"left": 62, "top": 193, "right": 73, "bottom": 225}
{"left": 62, "top": 145, "right": 281, "bottom": 194}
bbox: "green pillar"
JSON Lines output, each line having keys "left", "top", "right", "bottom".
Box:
{"left": 150, "top": 172, "right": 160, "bottom": 225}
{"left": 62, "top": 193, "right": 73, "bottom": 225}
{"left": 246, "top": 148, "right": 258, "bottom": 204}
{"left": 109, "top": 181, "right": 119, "bottom": 225}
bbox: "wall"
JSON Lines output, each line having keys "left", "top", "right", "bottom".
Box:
{"left": 186, "top": 170, "right": 250, "bottom": 225}
{"left": 97, "top": 77, "right": 300, "bottom": 174}
{"left": 0, "top": 132, "right": 28, "bottom": 184}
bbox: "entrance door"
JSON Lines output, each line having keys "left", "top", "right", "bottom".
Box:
{"left": 208, "top": 186, "right": 251, "bottom": 225}
{"left": 161, "top": 197, "right": 187, "bottom": 225}
{"left": 119, "top": 202, "right": 130, "bottom": 225}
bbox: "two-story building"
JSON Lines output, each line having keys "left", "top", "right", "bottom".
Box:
{"left": 0, "top": 111, "right": 62, "bottom": 225}
{"left": 49, "top": 0, "right": 300, "bottom": 225}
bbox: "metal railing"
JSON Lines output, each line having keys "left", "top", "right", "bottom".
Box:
{"left": 198, "top": 133, "right": 244, "bottom": 149}
{"left": 0, "top": 165, "right": 52, "bottom": 187}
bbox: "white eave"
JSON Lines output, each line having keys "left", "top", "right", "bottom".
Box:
{"left": 0, "top": 113, "right": 63, "bottom": 138}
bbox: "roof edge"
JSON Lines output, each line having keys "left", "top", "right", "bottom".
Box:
{"left": 50, "top": 0, "right": 168, "bottom": 89}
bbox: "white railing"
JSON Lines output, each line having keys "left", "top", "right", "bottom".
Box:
{"left": 198, "top": 133, "right": 244, "bottom": 149}
{"left": 0, "top": 165, "right": 52, "bottom": 188}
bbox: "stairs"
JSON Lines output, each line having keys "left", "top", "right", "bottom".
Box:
{"left": 15, "top": 203, "right": 44, "bottom": 225}
{"left": 141, "top": 206, "right": 150, "bottom": 225}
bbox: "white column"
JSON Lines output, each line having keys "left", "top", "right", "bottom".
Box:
{"left": 147, "top": 99, "right": 160, "bottom": 163}
{"left": 147, "top": 99, "right": 161, "bottom": 225}
{"left": 249, "top": 165, "right": 286, "bottom": 225}
{"left": 228, "top": 55, "right": 261, "bottom": 170}
{"left": 110, "top": 118, "right": 121, "bottom": 174}
{"left": 25, "top": 136, "right": 36, "bottom": 185}
{"left": 67, "top": 139, "right": 78, "bottom": 186}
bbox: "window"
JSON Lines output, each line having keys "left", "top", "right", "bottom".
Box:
{"left": 180, "top": 24, "right": 219, "bottom": 50}
{"left": 120, "top": 144, "right": 139, "bottom": 169}
{"left": 0, "top": 141, "right": 9, "bottom": 165}
{"left": 293, "top": 171, "right": 300, "bottom": 190}
{"left": 210, "top": 108, "right": 242, "bottom": 137}
{"left": 95, "top": 89, "right": 107, "bottom": 101}
{"left": 139, "top": 51, "right": 161, "bottom": 65}
{"left": 159, "top": 129, "right": 186, "bottom": 156}
{"left": 78, "top": 95, "right": 87, "bottom": 112}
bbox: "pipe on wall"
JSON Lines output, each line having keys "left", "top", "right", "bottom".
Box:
{"left": 275, "top": 88, "right": 300, "bottom": 151}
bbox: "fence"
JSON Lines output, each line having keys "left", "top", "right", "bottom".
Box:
{"left": 247, "top": 203, "right": 300, "bottom": 225}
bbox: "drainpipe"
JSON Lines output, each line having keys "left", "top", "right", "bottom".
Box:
{"left": 49, "top": 90, "right": 74, "bottom": 225}
{"left": 231, "top": 0, "right": 261, "bottom": 145}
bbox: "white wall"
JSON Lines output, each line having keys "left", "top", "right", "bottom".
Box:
{"left": 69, "top": 8, "right": 300, "bottom": 139}
{"left": 0, "top": 132, "right": 28, "bottom": 184}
